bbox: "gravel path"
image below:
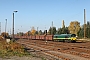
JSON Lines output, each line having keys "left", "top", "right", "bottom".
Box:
{"left": 0, "top": 56, "right": 42, "bottom": 60}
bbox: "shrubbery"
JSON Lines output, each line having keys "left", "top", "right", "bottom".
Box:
{"left": 0, "top": 36, "right": 30, "bottom": 58}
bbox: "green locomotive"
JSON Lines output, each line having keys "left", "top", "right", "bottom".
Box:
{"left": 53, "top": 34, "right": 77, "bottom": 42}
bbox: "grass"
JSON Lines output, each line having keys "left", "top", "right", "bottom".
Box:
{"left": 0, "top": 36, "right": 47, "bottom": 60}
{"left": 0, "top": 36, "right": 31, "bottom": 58}
{"left": 41, "top": 57, "right": 46, "bottom": 60}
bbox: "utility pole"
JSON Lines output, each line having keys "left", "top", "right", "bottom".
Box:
{"left": 5, "top": 19, "right": 7, "bottom": 39}
{"left": 5, "top": 19, "right": 7, "bottom": 34}
{"left": 12, "top": 12, "right": 14, "bottom": 39}
{"left": 62, "top": 20, "right": 65, "bottom": 28}
{"left": 84, "top": 9, "right": 86, "bottom": 38}
{"left": 37, "top": 27, "right": 38, "bottom": 35}
{"left": 0, "top": 22, "right": 1, "bottom": 35}
{"left": 52, "top": 21, "right": 53, "bottom": 35}
{"left": 12, "top": 10, "right": 18, "bottom": 40}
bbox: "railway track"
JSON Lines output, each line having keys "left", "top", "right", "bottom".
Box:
{"left": 17, "top": 39, "right": 90, "bottom": 60}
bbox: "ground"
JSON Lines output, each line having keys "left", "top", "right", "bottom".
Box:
{"left": 0, "top": 38, "right": 90, "bottom": 60}
{"left": 16, "top": 39, "right": 90, "bottom": 60}
{"left": 0, "top": 56, "right": 42, "bottom": 60}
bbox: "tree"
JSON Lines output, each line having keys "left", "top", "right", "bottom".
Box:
{"left": 68, "top": 21, "right": 80, "bottom": 35}
{"left": 48, "top": 27, "right": 56, "bottom": 35}
{"left": 31, "top": 27, "right": 36, "bottom": 35}
{"left": 43, "top": 30, "right": 47, "bottom": 35}
{"left": 17, "top": 32, "right": 24, "bottom": 36}
{"left": 57, "top": 28, "right": 62, "bottom": 34}
{"left": 77, "top": 27, "right": 84, "bottom": 38}
{"left": 77, "top": 21, "right": 90, "bottom": 38}
{"left": 57, "top": 27, "right": 70, "bottom": 34}
{"left": 86, "top": 21, "right": 90, "bottom": 38}
{"left": 28, "top": 31, "right": 31, "bottom": 36}
{"left": 1, "top": 32, "right": 9, "bottom": 38}
{"left": 38, "top": 30, "right": 42, "bottom": 35}
{"left": 35, "top": 31, "right": 38, "bottom": 35}
{"left": 24, "top": 32, "right": 28, "bottom": 36}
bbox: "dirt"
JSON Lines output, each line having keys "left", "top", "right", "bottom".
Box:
{"left": 0, "top": 56, "right": 42, "bottom": 60}
{"left": 19, "top": 39, "right": 90, "bottom": 60}
{"left": 6, "top": 39, "right": 90, "bottom": 60}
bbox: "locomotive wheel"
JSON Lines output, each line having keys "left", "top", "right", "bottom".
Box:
{"left": 71, "top": 40, "right": 76, "bottom": 43}
{"left": 65, "top": 40, "right": 71, "bottom": 43}
{"left": 63, "top": 39, "right": 65, "bottom": 42}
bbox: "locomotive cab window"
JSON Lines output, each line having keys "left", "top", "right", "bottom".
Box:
{"left": 54, "top": 36, "right": 58, "bottom": 38}
{"left": 71, "top": 34, "right": 76, "bottom": 37}
{"left": 55, "top": 36, "right": 58, "bottom": 38}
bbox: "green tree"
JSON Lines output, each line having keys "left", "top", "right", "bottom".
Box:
{"left": 48, "top": 27, "right": 56, "bottom": 35}
{"left": 43, "top": 30, "right": 47, "bottom": 35}
{"left": 57, "top": 27, "right": 70, "bottom": 34}
{"left": 57, "top": 28, "right": 62, "bottom": 34}
{"left": 38, "top": 30, "right": 42, "bottom": 35}
{"left": 28, "top": 31, "right": 31, "bottom": 36}
{"left": 35, "top": 31, "right": 38, "bottom": 35}
{"left": 17, "top": 32, "right": 24, "bottom": 36}
{"left": 86, "top": 21, "right": 90, "bottom": 38}
{"left": 77, "top": 27, "right": 84, "bottom": 38}
{"left": 78, "top": 21, "right": 90, "bottom": 38}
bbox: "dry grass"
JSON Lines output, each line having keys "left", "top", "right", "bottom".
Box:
{"left": 0, "top": 36, "right": 30, "bottom": 58}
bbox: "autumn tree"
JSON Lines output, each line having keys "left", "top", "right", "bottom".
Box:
{"left": 31, "top": 27, "right": 36, "bottom": 35}
{"left": 23, "top": 32, "right": 27, "bottom": 36}
{"left": 68, "top": 21, "right": 80, "bottom": 35}
{"left": 1, "top": 32, "right": 9, "bottom": 38}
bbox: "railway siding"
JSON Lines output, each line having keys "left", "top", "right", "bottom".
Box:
{"left": 17, "top": 39, "right": 90, "bottom": 60}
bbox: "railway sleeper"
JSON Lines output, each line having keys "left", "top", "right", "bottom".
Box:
{"left": 65, "top": 50, "right": 90, "bottom": 58}
{"left": 43, "top": 51, "right": 70, "bottom": 60}
{"left": 79, "top": 53, "right": 90, "bottom": 58}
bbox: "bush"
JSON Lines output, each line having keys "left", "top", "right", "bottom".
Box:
{"left": 0, "top": 37, "right": 30, "bottom": 58}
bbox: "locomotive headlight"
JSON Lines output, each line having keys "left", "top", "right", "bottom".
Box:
{"left": 73, "top": 37, "right": 76, "bottom": 40}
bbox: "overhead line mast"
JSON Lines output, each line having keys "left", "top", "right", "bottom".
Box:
{"left": 52, "top": 21, "right": 53, "bottom": 35}
{"left": 84, "top": 9, "right": 86, "bottom": 38}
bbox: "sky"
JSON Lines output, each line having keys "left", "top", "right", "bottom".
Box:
{"left": 0, "top": 0, "right": 90, "bottom": 34}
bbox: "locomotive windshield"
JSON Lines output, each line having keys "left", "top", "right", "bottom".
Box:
{"left": 71, "top": 34, "right": 76, "bottom": 37}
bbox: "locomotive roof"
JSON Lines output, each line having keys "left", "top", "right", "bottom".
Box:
{"left": 54, "top": 34, "right": 76, "bottom": 36}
